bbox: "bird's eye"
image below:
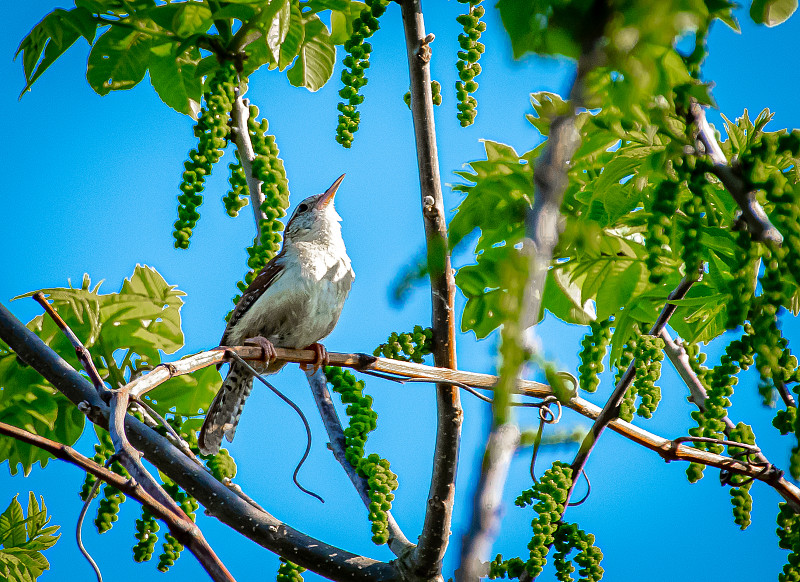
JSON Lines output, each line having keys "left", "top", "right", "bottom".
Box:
{"left": 297, "top": 203, "right": 309, "bottom": 213}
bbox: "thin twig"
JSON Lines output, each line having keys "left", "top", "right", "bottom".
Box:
{"left": 304, "top": 368, "right": 413, "bottom": 556}
{"left": 401, "top": 2, "right": 462, "bottom": 576}
{"left": 566, "top": 272, "right": 700, "bottom": 503}
{"left": 76, "top": 478, "right": 103, "bottom": 582}
{"left": 32, "top": 292, "right": 107, "bottom": 393}
{"left": 690, "top": 101, "right": 782, "bottom": 244}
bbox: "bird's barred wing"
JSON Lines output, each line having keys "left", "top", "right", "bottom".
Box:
{"left": 220, "top": 251, "right": 286, "bottom": 347}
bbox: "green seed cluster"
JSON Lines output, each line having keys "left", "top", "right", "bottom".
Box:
{"left": 632, "top": 334, "right": 665, "bottom": 420}
{"left": 336, "top": 0, "right": 389, "bottom": 148}
{"left": 766, "top": 169, "right": 800, "bottom": 282}
{"left": 775, "top": 407, "right": 797, "bottom": 435}
{"left": 727, "top": 423, "right": 755, "bottom": 530}
{"left": 686, "top": 331, "right": 754, "bottom": 483}
{"left": 646, "top": 180, "right": 678, "bottom": 285}
{"left": 578, "top": 318, "right": 612, "bottom": 393}
{"left": 205, "top": 447, "right": 238, "bottom": 481}
{"left": 681, "top": 178, "right": 706, "bottom": 276}
{"left": 455, "top": 0, "right": 486, "bottom": 127}
{"left": 514, "top": 461, "right": 573, "bottom": 578}
{"left": 157, "top": 532, "right": 183, "bottom": 573}
{"left": 360, "top": 453, "right": 398, "bottom": 544}
{"left": 778, "top": 502, "right": 800, "bottom": 582}
{"left": 277, "top": 558, "right": 306, "bottom": 582}
{"left": 552, "top": 522, "right": 604, "bottom": 582}
{"left": 373, "top": 325, "right": 433, "bottom": 363}
{"left": 95, "top": 457, "right": 129, "bottom": 534}
{"left": 156, "top": 480, "right": 198, "bottom": 572}
{"left": 133, "top": 506, "right": 159, "bottom": 562}
{"left": 617, "top": 333, "right": 664, "bottom": 422}
{"left": 403, "top": 81, "right": 442, "bottom": 109}
{"left": 325, "top": 366, "right": 397, "bottom": 545}
{"left": 726, "top": 229, "right": 759, "bottom": 329}
{"left": 223, "top": 151, "right": 249, "bottom": 217}
{"left": 80, "top": 430, "right": 115, "bottom": 501}
{"left": 488, "top": 556, "right": 526, "bottom": 580}
{"left": 173, "top": 62, "right": 237, "bottom": 249}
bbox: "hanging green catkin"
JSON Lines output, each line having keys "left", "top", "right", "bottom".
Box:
{"left": 577, "top": 318, "right": 612, "bottom": 393}
{"left": 645, "top": 180, "right": 678, "bottom": 285}
{"left": 455, "top": 0, "right": 486, "bottom": 126}
{"left": 277, "top": 558, "right": 306, "bottom": 582}
{"left": 173, "top": 62, "right": 237, "bottom": 249}
{"left": 336, "top": 0, "right": 390, "bottom": 148}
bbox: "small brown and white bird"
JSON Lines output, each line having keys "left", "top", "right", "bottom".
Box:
{"left": 198, "top": 174, "right": 354, "bottom": 456}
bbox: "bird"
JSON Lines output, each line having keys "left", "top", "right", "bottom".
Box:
{"left": 198, "top": 174, "right": 354, "bottom": 456}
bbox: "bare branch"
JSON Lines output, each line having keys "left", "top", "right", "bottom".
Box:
{"left": 32, "top": 296, "right": 236, "bottom": 582}
{"left": 690, "top": 101, "right": 783, "bottom": 244}
{"left": 567, "top": 273, "right": 699, "bottom": 504}
{"left": 116, "top": 342, "right": 800, "bottom": 510}
{"left": 0, "top": 421, "right": 235, "bottom": 582}
{"left": 0, "top": 303, "right": 398, "bottom": 582}
{"left": 32, "top": 292, "right": 107, "bottom": 393}
{"left": 230, "top": 95, "right": 267, "bottom": 239}
{"left": 456, "top": 424, "right": 520, "bottom": 582}
{"left": 400, "top": 1, "right": 461, "bottom": 576}
{"left": 305, "top": 368, "right": 414, "bottom": 557}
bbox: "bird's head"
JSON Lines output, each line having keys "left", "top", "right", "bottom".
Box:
{"left": 284, "top": 174, "right": 346, "bottom": 243}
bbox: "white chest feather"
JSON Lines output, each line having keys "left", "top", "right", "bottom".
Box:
{"left": 229, "top": 242, "right": 354, "bottom": 348}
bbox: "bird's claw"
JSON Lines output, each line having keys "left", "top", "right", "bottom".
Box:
{"left": 244, "top": 336, "right": 277, "bottom": 365}
{"left": 302, "top": 342, "right": 329, "bottom": 374}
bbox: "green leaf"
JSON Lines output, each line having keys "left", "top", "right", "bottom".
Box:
{"left": 278, "top": 3, "right": 305, "bottom": 70}
{"left": 542, "top": 268, "right": 596, "bottom": 325}
{"left": 149, "top": 44, "right": 202, "bottom": 117}
{"left": 145, "top": 362, "right": 221, "bottom": 417}
{"left": 172, "top": 2, "right": 213, "bottom": 38}
{"left": 286, "top": 16, "right": 335, "bottom": 91}
{"left": 0, "top": 496, "right": 26, "bottom": 548}
{"left": 0, "top": 493, "right": 59, "bottom": 582}
{"left": 15, "top": 8, "right": 97, "bottom": 96}
{"left": 329, "top": 2, "right": 367, "bottom": 44}
{"left": 750, "top": 0, "right": 798, "bottom": 26}
{"left": 86, "top": 27, "right": 152, "bottom": 95}
{"left": 266, "top": 1, "right": 292, "bottom": 62}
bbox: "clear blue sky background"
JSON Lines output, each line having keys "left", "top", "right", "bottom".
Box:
{"left": 2, "top": 2, "right": 800, "bottom": 581}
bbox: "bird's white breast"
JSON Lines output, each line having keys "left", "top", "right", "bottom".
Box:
{"left": 229, "top": 241, "right": 354, "bottom": 349}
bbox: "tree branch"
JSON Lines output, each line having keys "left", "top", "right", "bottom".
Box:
{"left": 690, "top": 101, "right": 783, "bottom": 244}
{"left": 0, "top": 421, "right": 236, "bottom": 582}
{"left": 660, "top": 328, "right": 800, "bottom": 511}
{"left": 456, "top": 424, "right": 520, "bottom": 582}
{"left": 109, "top": 342, "right": 800, "bottom": 510}
{"left": 230, "top": 95, "right": 267, "bottom": 239}
{"left": 400, "top": 1, "right": 461, "bottom": 577}
{"left": 0, "top": 303, "right": 397, "bottom": 582}
{"left": 566, "top": 273, "right": 699, "bottom": 504}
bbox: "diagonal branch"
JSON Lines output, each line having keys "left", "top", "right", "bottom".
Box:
{"left": 566, "top": 273, "right": 699, "bottom": 504}
{"left": 305, "top": 369, "right": 414, "bottom": 557}
{"left": 0, "top": 421, "right": 235, "bottom": 582}
{"left": 33, "top": 295, "right": 235, "bottom": 582}
{"left": 0, "top": 302, "right": 398, "bottom": 582}
{"left": 690, "top": 101, "right": 782, "bottom": 244}
{"left": 400, "top": 0, "right": 462, "bottom": 577}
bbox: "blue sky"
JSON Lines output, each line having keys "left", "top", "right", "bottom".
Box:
{"left": 2, "top": 2, "right": 800, "bottom": 582}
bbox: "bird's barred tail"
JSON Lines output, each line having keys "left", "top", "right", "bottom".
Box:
{"left": 198, "top": 361, "right": 254, "bottom": 456}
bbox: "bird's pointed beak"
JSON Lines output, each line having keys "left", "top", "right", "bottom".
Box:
{"left": 317, "top": 174, "right": 345, "bottom": 208}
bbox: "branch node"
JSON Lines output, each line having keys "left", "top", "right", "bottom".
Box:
{"left": 417, "top": 33, "right": 435, "bottom": 62}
